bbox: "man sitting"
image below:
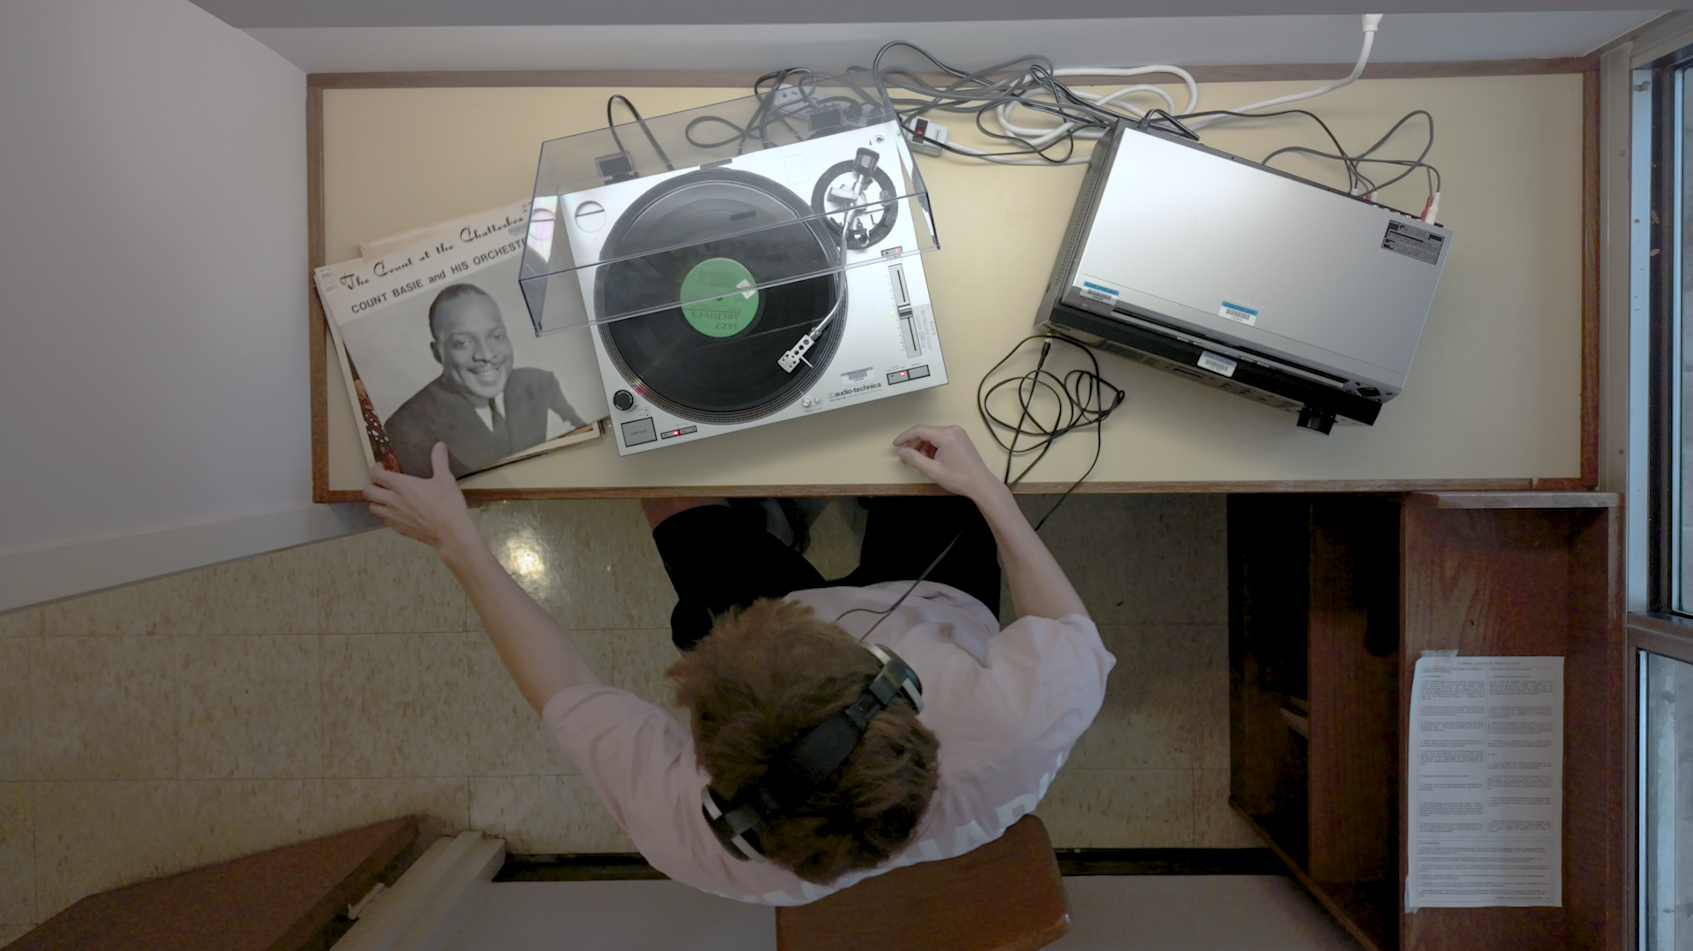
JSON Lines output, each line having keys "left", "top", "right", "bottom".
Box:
{"left": 362, "top": 423, "right": 1112, "bottom": 904}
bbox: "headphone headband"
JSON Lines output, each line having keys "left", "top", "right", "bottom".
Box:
{"left": 702, "top": 644, "right": 923, "bottom": 861}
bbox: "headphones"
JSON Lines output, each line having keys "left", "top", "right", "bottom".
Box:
{"left": 701, "top": 644, "right": 924, "bottom": 862}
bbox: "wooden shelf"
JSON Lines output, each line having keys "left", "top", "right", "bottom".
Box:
{"left": 1229, "top": 492, "right": 1625, "bottom": 951}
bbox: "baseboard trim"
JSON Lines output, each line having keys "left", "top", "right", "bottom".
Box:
{"left": 1054, "top": 848, "right": 1288, "bottom": 876}
{"left": 494, "top": 848, "right": 1286, "bottom": 883}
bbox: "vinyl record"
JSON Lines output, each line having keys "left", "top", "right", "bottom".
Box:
{"left": 596, "top": 168, "right": 846, "bottom": 424}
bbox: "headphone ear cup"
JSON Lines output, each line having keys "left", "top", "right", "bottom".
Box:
{"left": 868, "top": 644, "right": 924, "bottom": 712}
{"left": 702, "top": 786, "right": 766, "bottom": 863}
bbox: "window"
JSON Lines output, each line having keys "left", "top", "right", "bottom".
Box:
{"left": 1642, "top": 650, "right": 1693, "bottom": 950}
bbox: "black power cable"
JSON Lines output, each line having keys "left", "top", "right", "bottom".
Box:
{"left": 977, "top": 333, "right": 1125, "bottom": 530}
{"left": 606, "top": 94, "right": 675, "bottom": 172}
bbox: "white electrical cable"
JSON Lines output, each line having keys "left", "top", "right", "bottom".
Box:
{"left": 931, "top": 14, "right": 1377, "bottom": 166}
{"left": 934, "top": 65, "right": 1197, "bottom": 166}
{"left": 993, "top": 65, "right": 1200, "bottom": 149}
{"left": 1187, "top": 13, "right": 1382, "bottom": 131}
{"left": 892, "top": 14, "right": 1380, "bottom": 167}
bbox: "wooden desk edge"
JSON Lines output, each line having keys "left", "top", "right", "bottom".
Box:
{"left": 1408, "top": 490, "right": 1620, "bottom": 509}
{"left": 314, "top": 478, "right": 1590, "bottom": 504}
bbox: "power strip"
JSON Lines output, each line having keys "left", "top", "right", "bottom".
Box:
{"left": 904, "top": 117, "right": 949, "bottom": 157}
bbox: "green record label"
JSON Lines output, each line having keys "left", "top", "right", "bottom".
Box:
{"left": 680, "top": 258, "right": 759, "bottom": 337}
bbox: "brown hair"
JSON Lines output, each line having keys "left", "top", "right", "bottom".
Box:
{"left": 668, "top": 598, "right": 940, "bottom": 884}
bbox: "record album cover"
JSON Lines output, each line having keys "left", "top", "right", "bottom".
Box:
{"left": 315, "top": 200, "right": 610, "bottom": 480}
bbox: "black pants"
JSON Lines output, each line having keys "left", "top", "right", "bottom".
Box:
{"left": 653, "top": 497, "right": 1001, "bottom": 652}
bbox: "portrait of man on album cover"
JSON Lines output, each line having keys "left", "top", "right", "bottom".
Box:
{"left": 324, "top": 200, "right": 609, "bottom": 481}
{"left": 382, "top": 282, "right": 589, "bottom": 478}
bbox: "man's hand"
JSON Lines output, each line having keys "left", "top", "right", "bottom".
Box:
{"left": 363, "top": 442, "right": 476, "bottom": 554}
{"left": 366, "top": 440, "right": 601, "bottom": 711}
{"left": 893, "top": 424, "right": 1002, "bottom": 503}
{"left": 895, "top": 422, "right": 1088, "bottom": 620}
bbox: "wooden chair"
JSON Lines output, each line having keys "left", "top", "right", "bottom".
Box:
{"left": 774, "top": 814, "right": 1071, "bottom": 951}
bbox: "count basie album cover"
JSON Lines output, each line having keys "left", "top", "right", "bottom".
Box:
{"left": 314, "top": 200, "right": 609, "bottom": 480}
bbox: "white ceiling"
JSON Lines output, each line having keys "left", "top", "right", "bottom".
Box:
{"left": 244, "top": 11, "right": 1664, "bottom": 74}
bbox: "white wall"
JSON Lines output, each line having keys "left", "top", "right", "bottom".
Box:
{"left": 248, "top": 11, "right": 1661, "bottom": 75}
{"left": 0, "top": 0, "right": 371, "bottom": 612}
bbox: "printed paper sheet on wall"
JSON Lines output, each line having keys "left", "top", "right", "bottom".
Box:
{"left": 1405, "top": 654, "right": 1563, "bottom": 910}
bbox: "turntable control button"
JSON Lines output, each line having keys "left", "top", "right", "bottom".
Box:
{"left": 620, "top": 418, "right": 658, "bottom": 446}
{"left": 613, "top": 390, "right": 635, "bottom": 411}
{"left": 887, "top": 365, "right": 930, "bottom": 385}
{"left": 801, "top": 397, "right": 813, "bottom": 407}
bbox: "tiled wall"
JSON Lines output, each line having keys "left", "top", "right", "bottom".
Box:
{"left": 0, "top": 494, "right": 1255, "bottom": 942}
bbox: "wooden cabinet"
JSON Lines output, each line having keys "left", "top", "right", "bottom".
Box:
{"left": 1228, "top": 492, "right": 1624, "bottom": 951}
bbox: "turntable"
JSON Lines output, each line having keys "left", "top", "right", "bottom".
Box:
{"left": 520, "top": 78, "right": 948, "bottom": 454}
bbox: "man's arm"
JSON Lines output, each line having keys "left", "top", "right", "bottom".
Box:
{"left": 364, "top": 441, "right": 600, "bottom": 712}
{"left": 893, "top": 424, "right": 1088, "bottom": 621}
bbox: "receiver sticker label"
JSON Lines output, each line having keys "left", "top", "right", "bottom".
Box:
{"left": 1218, "top": 301, "right": 1259, "bottom": 325}
{"left": 1197, "top": 351, "right": 1238, "bottom": 377}
{"left": 1382, "top": 220, "right": 1444, "bottom": 265}
{"left": 1078, "top": 279, "right": 1121, "bottom": 305}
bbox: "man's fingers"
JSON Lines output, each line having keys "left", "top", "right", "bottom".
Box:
{"left": 363, "top": 483, "right": 399, "bottom": 507}
{"left": 369, "top": 465, "right": 414, "bottom": 490}
{"left": 429, "top": 442, "right": 452, "bottom": 481}
{"left": 897, "top": 445, "right": 941, "bottom": 479}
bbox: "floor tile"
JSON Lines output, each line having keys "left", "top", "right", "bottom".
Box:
{"left": 462, "top": 636, "right": 580, "bottom": 777}
{"left": 1019, "top": 495, "right": 1227, "bottom": 625}
{"left": 0, "top": 784, "right": 34, "bottom": 924}
{"left": 469, "top": 775, "right": 636, "bottom": 853}
{"left": 444, "top": 880, "right": 777, "bottom": 951}
{"left": 0, "top": 639, "right": 37, "bottom": 781}
{"left": 33, "top": 637, "right": 179, "bottom": 781}
{"left": 1192, "top": 630, "right": 1231, "bottom": 771}
{"left": 1051, "top": 876, "right": 1362, "bottom": 950}
{"left": 318, "top": 528, "right": 467, "bottom": 634}
{"left": 31, "top": 781, "right": 186, "bottom": 922}
{"left": 37, "top": 544, "right": 323, "bottom": 638}
{"left": 1036, "top": 768, "right": 1194, "bottom": 849}
{"left": 0, "top": 609, "right": 41, "bottom": 638}
{"left": 40, "top": 573, "right": 185, "bottom": 637}
{"left": 176, "top": 635, "right": 323, "bottom": 780}
{"left": 568, "top": 628, "right": 688, "bottom": 722}
{"left": 177, "top": 779, "right": 327, "bottom": 867}
{"left": 318, "top": 777, "right": 471, "bottom": 848}
{"left": 321, "top": 633, "right": 477, "bottom": 778}
{"left": 176, "top": 546, "right": 325, "bottom": 635}
{"left": 1068, "top": 624, "right": 1219, "bottom": 771}
{"left": 469, "top": 501, "right": 674, "bottom": 632}
{"left": 1194, "top": 768, "right": 1263, "bottom": 849}
{"left": 799, "top": 497, "right": 864, "bottom": 580}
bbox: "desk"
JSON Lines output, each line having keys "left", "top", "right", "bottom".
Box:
{"left": 308, "top": 69, "right": 1595, "bottom": 502}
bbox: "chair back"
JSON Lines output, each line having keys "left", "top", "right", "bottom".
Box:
{"left": 774, "top": 814, "right": 1071, "bottom": 951}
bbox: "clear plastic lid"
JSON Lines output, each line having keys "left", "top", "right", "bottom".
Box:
{"left": 520, "top": 75, "right": 939, "bottom": 337}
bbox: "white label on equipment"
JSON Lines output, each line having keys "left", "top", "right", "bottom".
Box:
{"left": 1197, "top": 351, "right": 1237, "bottom": 377}
{"left": 1218, "top": 301, "right": 1260, "bottom": 326}
{"left": 1078, "top": 280, "right": 1120, "bottom": 304}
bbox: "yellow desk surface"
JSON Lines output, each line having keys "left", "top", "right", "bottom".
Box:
{"left": 315, "top": 74, "right": 1587, "bottom": 498}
